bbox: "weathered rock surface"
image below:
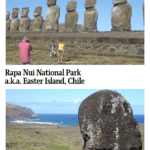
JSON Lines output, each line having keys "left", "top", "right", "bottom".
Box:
{"left": 6, "top": 11, "right": 11, "bottom": 32}
{"left": 45, "top": 0, "right": 60, "bottom": 32}
{"left": 66, "top": 1, "right": 77, "bottom": 11}
{"left": 6, "top": 103, "right": 36, "bottom": 122}
{"left": 65, "top": 1, "right": 78, "bottom": 32}
{"left": 111, "top": 2, "right": 132, "bottom": 31}
{"left": 113, "top": 0, "right": 127, "bottom": 5}
{"left": 10, "top": 8, "right": 20, "bottom": 32}
{"left": 32, "top": 6, "right": 43, "bottom": 32}
{"left": 78, "top": 90, "right": 142, "bottom": 150}
{"left": 19, "top": 7, "right": 30, "bottom": 32}
{"left": 84, "top": 0, "right": 98, "bottom": 32}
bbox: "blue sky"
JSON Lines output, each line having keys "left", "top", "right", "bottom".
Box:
{"left": 6, "top": 0, "right": 144, "bottom": 31}
{"left": 6, "top": 89, "right": 144, "bottom": 114}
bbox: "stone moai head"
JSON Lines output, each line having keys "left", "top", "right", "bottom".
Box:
{"left": 66, "top": 1, "right": 77, "bottom": 12}
{"left": 78, "top": 90, "right": 142, "bottom": 150}
{"left": 34, "top": 6, "right": 42, "bottom": 17}
{"left": 47, "top": 0, "right": 56, "bottom": 6}
{"left": 12, "top": 8, "right": 20, "bottom": 19}
{"left": 21, "top": 7, "right": 29, "bottom": 18}
{"left": 85, "top": 0, "right": 96, "bottom": 9}
{"left": 6, "top": 11, "right": 10, "bottom": 20}
{"left": 113, "top": 0, "right": 127, "bottom": 5}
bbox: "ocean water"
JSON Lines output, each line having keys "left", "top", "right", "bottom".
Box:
{"left": 11, "top": 114, "right": 144, "bottom": 126}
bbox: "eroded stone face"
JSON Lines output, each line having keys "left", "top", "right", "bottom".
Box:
{"left": 34, "top": 6, "right": 42, "bottom": 17}
{"left": 6, "top": 11, "right": 11, "bottom": 32}
{"left": 66, "top": 1, "right": 77, "bottom": 12}
{"left": 78, "top": 90, "right": 142, "bottom": 150}
{"left": 85, "top": 0, "right": 96, "bottom": 9}
{"left": 21, "top": 7, "right": 29, "bottom": 18}
{"left": 113, "top": 0, "right": 127, "bottom": 5}
{"left": 47, "top": 0, "right": 56, "bottom": 6}
{"left": 6, "top": 11, "right": 10, "bottom": 20}
{"left": 45, "top": 5, "right": 60, "bottom": 32}
{"left": 12, "top": 8, "right": 20, "bottom": 19}
{"left": 111, "top": 3, "right": 132, "bottom": 31}
{"left": 65, "top": 1, "right": 78, "bottom": 32}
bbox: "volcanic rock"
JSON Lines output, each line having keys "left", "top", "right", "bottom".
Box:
{"left": 6, "top": 11, "right": 11, "bottom": 32}
{"left": 113, "top": 0, "right": 127, "bottom": 5}
{"left": 78, "top": 90, "right": 142, "bottom": 150}
{"left": 84, "top": 0, "right": 98, "bottom": 32}
{"left": 45, "top": 0, "right": 60, "bottom": 32}
{"left": 19, "top": 7, "right": 30, "bottom": 32}
{"left": 10, "top": 8, "right": 20, "bottom": 32}
{"left": 32, "top": 6, "right": 43, "bottom": 32}
{"left": 65, "top": 1, "right": 78, "bottom": 32}
{"left": 111, "top": 1, "right": 132, "bottom": 31}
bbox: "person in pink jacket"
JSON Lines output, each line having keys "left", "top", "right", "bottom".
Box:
{"left": 18, "top": 37, "right": 32, "bottom": 65}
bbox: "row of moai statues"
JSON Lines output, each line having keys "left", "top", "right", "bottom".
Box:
{"left": 6, "top": 0, "right": 145, "bottom": 33}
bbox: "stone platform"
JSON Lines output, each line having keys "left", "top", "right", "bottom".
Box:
{"left": 6, "top": 31, "right": 144, "bottom": 57}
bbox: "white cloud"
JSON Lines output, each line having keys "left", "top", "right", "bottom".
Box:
{"left": 74, "top": 98, "right": 82, "bottom": 104}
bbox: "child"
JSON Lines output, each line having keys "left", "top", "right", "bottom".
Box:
{"left": 58, "top": 40, "right": 64, "bottom": 62}
{"left": 50, "top": 41, "right": 56, "bottom": 62}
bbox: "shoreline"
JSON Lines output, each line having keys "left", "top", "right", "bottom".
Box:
{"left": 6, "top": 122, "right": 80, "bottom": 127}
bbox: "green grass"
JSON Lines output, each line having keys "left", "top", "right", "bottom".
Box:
{"left": 6, "top": 47, "right": 144, "bottom": 65}
{"left": 6, "top": 123, "right": 144, "bottom": 150}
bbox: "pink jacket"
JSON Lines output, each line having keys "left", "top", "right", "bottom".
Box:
{"left": 18, "top": 40, "right": 32, "bottom": 63}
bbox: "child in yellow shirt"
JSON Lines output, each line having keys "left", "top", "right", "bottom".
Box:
{"left": 58, "top": 40, "right": 64, "bottom": 62}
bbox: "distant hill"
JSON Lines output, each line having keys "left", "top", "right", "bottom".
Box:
{"left": 6, "top": 103, "right": 36, "bottom": 122}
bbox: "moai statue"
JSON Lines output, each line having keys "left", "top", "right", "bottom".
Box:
{"left": 10, "top": 8, "right": 20, "bottom": 32}
{"left": 32, "top": 6, "right": 43, "bottom": 32}
{"left": 84, "top": 0, "right": 98, "bottom": 32}
{"left": 111, "top": 0, "right": 132, "bottom": 31}
{"left": 45, "top": 0, "right": 60, "bottom": 32}
{"left": 143, "top": 2, "right": 144, "bottom": 26}
{"left": 78, "top": 90, "right": 142, "bottom": 150}
{"left": 6, "top": 11, "right": 11, "bottom": 32}
{"left": 65, "top": 1, "right": 78, "bottom": 32}
{"left": 19, "top": 7, "right": 30, "bottom": 32}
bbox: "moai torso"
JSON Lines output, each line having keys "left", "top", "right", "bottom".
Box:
{"left": 6, "top": 11, "right": 11, "bottom": 32}
{"left": 65, "top": 1, "right": 78, "bottom": 32}
{"left": 84, "top": 0, "right": 98, "bottom": 32}
{"left": 45, "top": 0, "right": 60, "bottom": 32}
{"left": 111, "top": 0, "right": 132, "bottom": 31}
{"left": 10, "top": 8, "right": 20, "bottom": 32}
{"left": 19, "top": 7, "right": 30, "bottom": 32}
{"left": 33, "top": 6, "right": 43, "bottom": 32}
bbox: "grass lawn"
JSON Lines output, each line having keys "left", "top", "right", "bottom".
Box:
{"left": 6, "top": 47, "right": 144, "bottom": 65}
{"left": 6, "top": 123, "right": 144, "bottom": 150}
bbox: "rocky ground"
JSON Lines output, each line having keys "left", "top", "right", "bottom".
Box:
{"left": 6, "top": 47, "right": 144, "bottom": 65}
{"left": 6, "top": 123, "right": 144, "bottom": 150}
